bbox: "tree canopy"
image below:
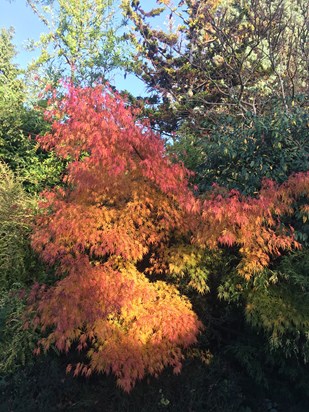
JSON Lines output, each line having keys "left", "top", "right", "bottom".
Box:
{"left": 27, "top": 0, "right": 133, "bottom": 86}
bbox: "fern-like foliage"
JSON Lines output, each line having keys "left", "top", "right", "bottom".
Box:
{"left": 0, "top": 162, "right": 35, "bottom": 289}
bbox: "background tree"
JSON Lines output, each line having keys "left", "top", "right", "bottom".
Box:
{"left": 124, "top": 0, "right": 308, "bottom": 121}
{"left": 123, "top": 0, "right": 308, "bottom": 193}
{"left": 0, "top": 27, "right": 27, "bottom": 170}
{"left": 26, "top": 0, "right": 134, "bottom": 86}
{"left": 0, "top": 27, "right": 63, "bottom": 192}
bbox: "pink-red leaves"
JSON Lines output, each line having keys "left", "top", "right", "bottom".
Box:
{"left": 31, "top": 84, "right": 201, "bottom": 391}
{"left": 195, "top": 173, "right": 309, "bottom": 277}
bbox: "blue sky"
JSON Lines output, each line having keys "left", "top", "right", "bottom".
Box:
{"left": 1, "top": 0, "right": 45, "bottom": 66}
{"left": 0, "top": 0, "right": 166, "bottom": 95}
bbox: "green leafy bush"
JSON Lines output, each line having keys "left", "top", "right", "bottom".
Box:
{"left": 172, "top": 101, "right": 309, "bottom": 195}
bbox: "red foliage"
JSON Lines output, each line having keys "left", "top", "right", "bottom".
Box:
{"left": 30, "top": 84, "right": 201, "bottom": 391}
{"left": 194, "top": 173, "right": 309, "bottom": 277}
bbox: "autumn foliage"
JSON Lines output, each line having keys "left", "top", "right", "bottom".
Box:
{"left": 30, "top": 84, "right": 309, "bottom": 391}
{"left": 195, "top": 174, "right": 309, "bottom": 278}
{"left": 30, "top": 84, "right": 201, "bottom": 391}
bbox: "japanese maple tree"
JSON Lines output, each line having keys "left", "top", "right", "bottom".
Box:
{"left": 30, "top": 84, "right": 308, "bottom": 391}
{"left": 30, "top": 84, "right": 202, "bottom": 391}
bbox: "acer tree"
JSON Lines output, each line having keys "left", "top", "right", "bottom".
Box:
{"left": 29, "top": 84, "right": 309, "bottom": 393}
{"left": 30, "top": 84, "right": 202, "bottom": 391}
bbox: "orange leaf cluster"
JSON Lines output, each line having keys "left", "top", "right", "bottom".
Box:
{"left": 194, "top": 173, "right": 309, "bottom": 278}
